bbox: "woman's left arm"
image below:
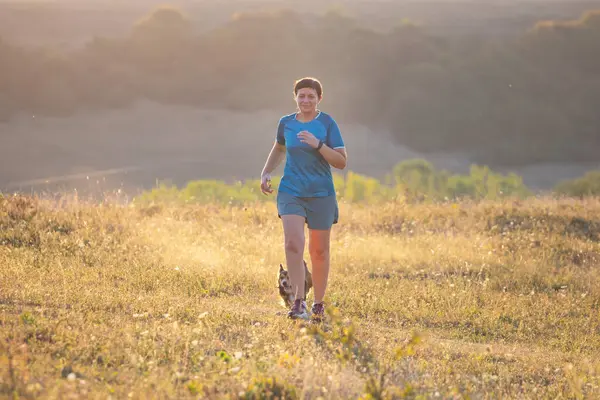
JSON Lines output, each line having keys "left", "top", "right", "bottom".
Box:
{"left": 318, "top": 144, "right": 347, "bottom": 170}
{"left": 297, "top": 130, "right": 348, "bottom": 170}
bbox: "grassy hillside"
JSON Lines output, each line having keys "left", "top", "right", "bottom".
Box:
{"left": 1, "top": 192, "right": 599, "bottom": 398}
{"left": 3, "top": 5, "right": 600, "bottom": 167}
{"left": 1, "top": 0, "right": 597, "bottom": 47}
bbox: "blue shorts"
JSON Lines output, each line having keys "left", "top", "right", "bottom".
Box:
{"left": 277, "top": 191, "right": 339, "bottom": 230}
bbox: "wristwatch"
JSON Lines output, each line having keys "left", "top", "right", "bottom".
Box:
{"left": 316, "top": 140, "right": 324, "bottom": 150}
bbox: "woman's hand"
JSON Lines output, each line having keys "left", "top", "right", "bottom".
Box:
{"left": 297, "top": 131, "right": 320, "bottom": 149}
{"left": 260, "top": 172, "right": 273, "bottom": 195}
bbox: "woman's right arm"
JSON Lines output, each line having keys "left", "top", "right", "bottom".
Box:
{"left": 260, "top": 142, "right": 286, "bottom": 194}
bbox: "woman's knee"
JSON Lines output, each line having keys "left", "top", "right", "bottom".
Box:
{"left": 282, "top": 215, "right": 305, "bottom": 255}
{"left": 285, "top": 237, "right": 304, "bottom": 255}
{"left": 310, "top": 245, "right": 329, "bottom": 261}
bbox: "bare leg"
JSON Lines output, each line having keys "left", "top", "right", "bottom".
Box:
{"left": 282, "top": 215, "right": 306, "bottom": 300}
{"left": 308, "top": 228, "right": 331, "bottom": 304}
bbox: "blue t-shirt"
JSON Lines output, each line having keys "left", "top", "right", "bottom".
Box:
{"left": 276, "top": 111, "right": 345, "bottom": 197}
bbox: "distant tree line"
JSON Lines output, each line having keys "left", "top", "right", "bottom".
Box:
{"left": 1, "top": 6, "right": 600, "bottom": 167}
{"left": 134, "top": 157, "right": 600, "bottom": 205}
{"left": 133, "top": 158, "right": 529, "bottom": 205}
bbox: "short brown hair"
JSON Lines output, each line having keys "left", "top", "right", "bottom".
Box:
{"left": 293, "top": 77, "right": 323, "bottom": 98}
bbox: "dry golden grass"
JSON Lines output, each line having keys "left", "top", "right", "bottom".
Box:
{"left": 1, "top": 193, "right": 600, "bottom": 399}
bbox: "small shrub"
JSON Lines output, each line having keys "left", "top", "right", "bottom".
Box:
{"left": 554, "top": 171, "right": 600, "bottom": 198}
{"left": 242, "top": 376, "right": 298, "bottom": 400}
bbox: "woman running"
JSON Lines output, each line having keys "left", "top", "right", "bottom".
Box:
{"left": 260, "top": 77, "right": 347, "bottom": 321}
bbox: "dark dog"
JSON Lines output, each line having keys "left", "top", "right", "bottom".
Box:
{"left": 278, "top": 260, "right": 313, "bottom": 308}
